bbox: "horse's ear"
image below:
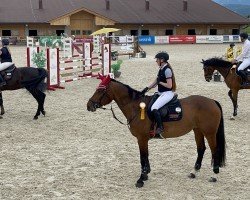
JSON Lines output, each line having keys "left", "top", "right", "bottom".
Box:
{"left": 201, "top": 59, "right": 205, "bottom": 64}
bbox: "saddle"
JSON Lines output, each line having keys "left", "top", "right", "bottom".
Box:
{"left": 244, "top": 66, "right": 250, "bottom": 77}
{"left": 147, "top": 94, "right": 183, "bottom": 122}
{"left": 236, "top": 64, "right": 250, "bottom": 83}
{"left": 0, "top": 64, "right": 16, "bottom": 81}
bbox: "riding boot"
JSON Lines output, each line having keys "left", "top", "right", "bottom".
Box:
{"left": 0, "top": 74, "right": 6, "bottom": 87}
{"left": 238, "top": 70, "right": 248, "bottom": 86}
{"left": 152, "top": 109, "right": 164, "bottom": 139}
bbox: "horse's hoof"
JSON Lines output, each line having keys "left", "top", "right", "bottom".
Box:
{"left": 33, "top": 116, "right": 38, "bottom": 120}
{"left": 135, "top": 181, "right": 144, "bottom": 188}
{"left": 230, "top": 116, "right": 235, "bottom": 120}
{"left": 141, "top": 174, "right": 148, "bottom": 181}
{"left": 188, "top": 173, "right": 196, "bottom": 179}
{"left": 208, "top": 177, "right": 217, "bottom": 182}
{"left": 0, "top": 115, "right": 2, "bottom": 119}
{"left": 42, "top": 111, "right": 46, "bottom": 116}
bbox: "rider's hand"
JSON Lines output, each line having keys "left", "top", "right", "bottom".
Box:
{"left": 231, "top": 59, "right": 237, "bottom": 64}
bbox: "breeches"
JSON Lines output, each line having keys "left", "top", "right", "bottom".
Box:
{"left": 0, "top": 62, "right": 13, "bottom": 71}
{"left": 238, "top": 59, "right": 250, "bottom": 71}
{"left": 151, "top": 91, "right": 175, "bottom": 111}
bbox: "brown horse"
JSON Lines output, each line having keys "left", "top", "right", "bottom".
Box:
{"left": 0, "top": 65, "right": 47, "bottom": 119}
{"left": 201, "top": 57, "right": 250, "bottom": 119}
{"left": 87, "top": 75, "right": 226, "bottom": 188}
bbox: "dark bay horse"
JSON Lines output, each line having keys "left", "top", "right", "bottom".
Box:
{"left": 201, "top": 57, "right": 250, "bottom": 119}
{"left": 87, "top": 75, "right": 226, "bottom": 188}
{"left": 0, "top": 65, "right": 47, "bottom": 119}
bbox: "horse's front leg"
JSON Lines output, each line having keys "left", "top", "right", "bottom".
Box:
{"left": 136, "top": 138, "right": 150, "bottom": 188}
{"left": 0, "top": 91, "right": 5, "bottom": 117}
{"left": 228, "top": 90, "right": 238, "bottom": 119}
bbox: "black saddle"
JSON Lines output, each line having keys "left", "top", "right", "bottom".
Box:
{"left": 147, "top": 94, "right": 183, "bottom": 122}
{"left": 0, "top": 64, "right": 16, "bottom": 81}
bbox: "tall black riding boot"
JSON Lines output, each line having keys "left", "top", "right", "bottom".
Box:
{"left": 237, "top": 70, "right": 247, "bottom": 86}
{"left": 152, "top": 109, "right": 164, "bottom": 139}
{"left": 0, "top": 74, "right": 6, "bottom": 87}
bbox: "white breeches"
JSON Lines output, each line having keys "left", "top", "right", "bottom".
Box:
{"left": 151, "top": 91, "right": 175, "bottom": 111}
{"left": 0, "top": 62, "right": 13, "bottom": 71}
{"left": 238, "top": 58, "right": 250, "bottom": 71}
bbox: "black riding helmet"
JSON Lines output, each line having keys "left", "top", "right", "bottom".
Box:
{"left": 155, "top": 51, "right": 169, "bottom": 62}
{"left": 230, "top": 43, "right": 235, "bottom": 47}
{"left": 239, "top": 32, "right": 248, "bottom": 39}
{"left": 1, "top": 38, "right": 9, "bottom": 46}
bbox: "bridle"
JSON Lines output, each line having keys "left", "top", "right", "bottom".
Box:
{"left": 90, "top": 84, "right": 142, "bottom": 126}
{"left": 89, "top": 87, "right": 112, "bottom": 110}
{"left": 203, "top": 65, "right": 213, "bottom": 80}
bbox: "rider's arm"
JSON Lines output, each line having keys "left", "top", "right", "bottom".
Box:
{"left": 148, "top": 78, "right": 157, "bottom": 90}
{"left": 158, "top": 78, "right": 172, "bottom": 89}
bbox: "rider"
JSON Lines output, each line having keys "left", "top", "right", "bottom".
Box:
{"left": 141, "top": 51, "right": 176, "bottom": 138}
{"left": 231, "top": 32, "right": 250, "bottom": 86}
{"left": 0, "top": 38, "right": 13, "bottom": 86}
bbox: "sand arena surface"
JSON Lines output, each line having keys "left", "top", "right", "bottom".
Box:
{"left": 0, "top": 44, "right": 249, "bottom": 200}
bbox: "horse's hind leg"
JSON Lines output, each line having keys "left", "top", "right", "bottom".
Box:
{"left": 189, "top": 128, "right": 206, "bottom": 179}
{"left": 0, "top": 92, "right": 5, "bottom": 117}
{"left": 37, "top": 90, "right": 46, "bottom": 116}
{"left": 29, "top": 89, "right": 43, "bottom": 120}
{"left": 206, "top": 135, "right": 220, "bottom": 182}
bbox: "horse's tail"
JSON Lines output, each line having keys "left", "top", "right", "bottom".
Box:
{"left": 214, "top": 100, "right": 226, "bottom": 167}
{"left": 23, "top": 68, "right": 48, "bottom": 92}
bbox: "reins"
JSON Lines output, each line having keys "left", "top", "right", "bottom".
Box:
{"left": 99, "top": 102, "right": 139, "bottom": 127}
{"left": 94, "top": 79, "right": 147, "bottom": 127}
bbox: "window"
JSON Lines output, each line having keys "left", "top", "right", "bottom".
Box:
{"left": 2, "top": 30, "right": 11, "bottom": 36}
{"left": 165, "top": 29, "right": 173, "bottom": 35}
{"left": 188, "top": 29, "right": 196, "bottom": 35}
{"left": 141, "top": 30, "right": 149, "bottom": 35}
{"left": 56, "top": 30, "right": 64, "bottom": 36}
{"left": 82, "top": 30, "right": 92, "bottom": 35}
{"left": 29, "top": 30, "right": 37, "bottom": 36}
{"left": 71, "top": 30, "right": 81, "bottom": 35}
{"left": 130, "top": 30, "right": 138, "bottom": 36}
{"left": 210, "top": 29, "right": 217, "bottom": 35}
{"left": 232, "top": 29, "right": 239, "bottom": 35}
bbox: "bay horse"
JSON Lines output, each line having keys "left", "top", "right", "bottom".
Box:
{"left": 0, "top": 65, "right": 47, "bottom": 119}
{"left": 87, "top": 75, "right": 226, "bottom": 188}
{"left": 201, "top": 57, "right": 250, "bottom": 119}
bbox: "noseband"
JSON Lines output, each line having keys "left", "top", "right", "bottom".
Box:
{"left": 89, "top": 87, "right": 112, "bottom": 109}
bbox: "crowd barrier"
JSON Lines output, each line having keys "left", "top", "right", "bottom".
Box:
{"left": 139, "top": 35, "right": 242, "bottom": 44}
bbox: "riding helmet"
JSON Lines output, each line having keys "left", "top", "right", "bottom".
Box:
{"left": 230, "top": 43, "right": 235, "bottom": 47}
{"left": 239, "top": 32, "right": 248, "bottom": 39}
{"left": 1, "top": 38, "right": 9, "bottom": 45}
{"left": 155, "top": 51, "right": 169, "bottom": 62}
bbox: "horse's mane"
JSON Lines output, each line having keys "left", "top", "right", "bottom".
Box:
{"left": 111, "top": 79, "right": 142, "bottom": 99}
{"left": 203, "top": 57, "right": 233, "bottom": 68}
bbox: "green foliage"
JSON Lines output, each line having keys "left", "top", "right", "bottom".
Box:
{"left": 38, "top": 36, "right": 63, "bottom": 48}
{"left": 32, "top": 50, "right": 46, "bottom": 68}
{"left": 111, "top": 60, "right": 123, "bottom": 72}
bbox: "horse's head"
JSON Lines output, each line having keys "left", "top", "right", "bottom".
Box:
{"left": 201, "top": 59, "right": 216, "bottom": 82}
{"left": 87, "top": 74, "right": 113, "bottom": 112}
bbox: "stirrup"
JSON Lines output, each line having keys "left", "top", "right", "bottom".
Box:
{"left": 155, "top": 127, "right": 165, "bottom": 139}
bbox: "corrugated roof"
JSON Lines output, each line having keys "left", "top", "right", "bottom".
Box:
{"left": 0, "top": 0, "right": 249, "bottom": 24}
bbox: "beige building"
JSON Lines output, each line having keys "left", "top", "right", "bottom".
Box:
{"left": 0, "top": 0, "right": 249, "bottom": 39}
